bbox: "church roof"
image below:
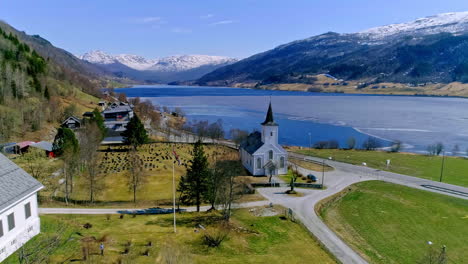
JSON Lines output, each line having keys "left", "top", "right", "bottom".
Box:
{"left": 261, "top": 102, "right": 278, "bottom": 126}
{"left": 240, "top": 131, "right": 264, "bottom": 154}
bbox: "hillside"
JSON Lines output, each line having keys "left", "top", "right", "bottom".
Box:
{"left": 80, "top": 50, "right": 237, "bottom": 83}
{"left": 0, "top": 21, "right": 100, "bottom": 142}
{"left": 197, "top": 12, "right": 468, "bottom": 96}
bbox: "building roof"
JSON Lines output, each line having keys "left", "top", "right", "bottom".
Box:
{"left": 102, "top": 104, "right": 133, "bottom": 114}
{"left": 261, "top": 102, "right": 278, "bottom": 126}
{"left": 30, "top": 141, "right": 53, "bottom": 152}
{"left": 240, "top": 131, "right": 264, "bottom": 154}
{"left": 0, "top": 153, "right": 44, "bottom": 213}
{"left": 61, "top": 116, "right": 81, "bottom": 125}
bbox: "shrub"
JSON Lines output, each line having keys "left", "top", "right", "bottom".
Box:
{"left": 202, "top": 228, "right": 229, "bottom": 248}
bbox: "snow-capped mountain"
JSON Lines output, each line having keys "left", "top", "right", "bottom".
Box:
{"left": 79, "top": 50, "right": 236, "bottom": 72}
{"left": 198, "top": 11, "right": 468, "bottom": 86}
{"left": 359, "top": 12, "right": 468, "bottom": 39}
{"left": 79, "top": 50, "right": 237, "bottom": 83}
{"left": 148, "top": 55, "right": 236, "bottom": 72}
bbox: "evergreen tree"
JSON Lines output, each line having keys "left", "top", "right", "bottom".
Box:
{"left": 44, "top": 86, "right": 50, "bottom": 100}
{"left": 90, "top": 108, "right": 106, "bottom": 138}
{"left": 121, "top": 114, "right": 148, "bottom": 149}
{"left": 177, "top": 140, "right": 210, "bottom": 212}
{"left": 52, "top": 127, "right": 79, "bottom": 156}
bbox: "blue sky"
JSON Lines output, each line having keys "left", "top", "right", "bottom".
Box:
{"left": 2, "top": 0, "right": 468, "bottom": 58}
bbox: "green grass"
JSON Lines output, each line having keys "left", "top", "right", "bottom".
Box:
{"left": 296, "top": 148, "right": 468, "bottom": 187}
{"left": 4, "top": 209, "right": 336, "bottom": 263}
{"left": 39, "top": 143, "right": 249, "bottom": 208}
{"left": 320, "top": 181, "right": 468, "bottom": 264}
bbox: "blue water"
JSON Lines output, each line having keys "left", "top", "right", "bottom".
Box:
{"left": 116, "top": 85, "right": 468, "bottom": 154}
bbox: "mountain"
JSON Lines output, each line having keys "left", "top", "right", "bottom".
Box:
{"left": 0, "top": 21, "right": 105, "bottom": 142}
{"left": 197, "top": 12, "right": 468, "bottom": 95}
{"left": 80, "top": 50, "right": 237, "bottom": 83}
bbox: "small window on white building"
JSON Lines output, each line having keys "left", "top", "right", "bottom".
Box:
{"left": 25, "top": 202, "right": 31, "bottom": 219}
{"left": 269, "top": 150, "right": 273, "bottom": 160}
{"left": 257, "top": 158, "right": 261, "bottom": 169}
{"left": 0, "top": 220, "right": 3, "bottom": 237}
{"left": 280, "top": 157, "right": 285, "bottom": 168}
{"left": 7, "top": 213, "right": 15, "bottom": 231}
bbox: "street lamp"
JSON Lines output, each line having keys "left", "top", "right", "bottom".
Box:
{"left": 308, "top": 132, "right": 312, "bottom": 148}
{"left": 322, "top": 159, "right": 326, "bottom": 189}
{"left": 439, "top": 151, "right": 446, "bottom": 182}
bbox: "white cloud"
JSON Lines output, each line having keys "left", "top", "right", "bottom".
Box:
{"left": 134, "top": 16, "right": 165, "bottom": 24}
{"left": 200, "top": 14, "right": 214, "bottom": 19}
{"left": 171, "top": 27, "right": 192, "bottom": 33}
{"left": 210, "top": 20, "right": 235, "bottom": 26}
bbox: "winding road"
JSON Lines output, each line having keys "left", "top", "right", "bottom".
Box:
{"left": 39, "top": 151, "right": 468, "bottom": 264}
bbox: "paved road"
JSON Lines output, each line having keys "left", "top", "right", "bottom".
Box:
{"left": 289, "top": 152, "right": 468, "bottom": 200}
{"left": 39, "top": 200, "right": 270, "bottom": 215}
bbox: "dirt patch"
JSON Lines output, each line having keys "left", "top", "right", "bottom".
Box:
{"left": 249, "top": 206, "right": 280, "bottom": 217}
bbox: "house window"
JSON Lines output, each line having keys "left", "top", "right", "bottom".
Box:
{"left": 25, "top": 202, "right": 31, "bottom": 219}
{"left": 257, "top": 158, "right": 261, "bottom": 169}
{"left": 7, "top": 213, "right": 15, "bottom": 231}
{"left": 0, "top": 220, "right": 3, "bottom": 237}
{"left": 269, "top": 150, "right": 273, "bottom": 160}
{"left": 280, "top": 157, "right": 285, "bottom": 168}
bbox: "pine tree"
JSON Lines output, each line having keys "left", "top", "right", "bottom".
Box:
{"left": 91, "top": 108, "right": 106, "bottom": 138}
{"left": 44, "top": 86, "right": 50, "bottom": 100}
{"left": 121, "top": 114, "right": 148, "bottom": 149}
{"left": 177, "top": 140, "right": 210, "bottom": 212}
{"left": 52, "top": 127, "right": 79, "bottom": 156}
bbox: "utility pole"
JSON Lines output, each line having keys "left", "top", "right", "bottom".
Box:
{"left": 172, "top": 160, "right": 177, "bottom": 233}
{"left": 439, "top": 151, "right": 445, "bottom": 182}
{"left": 308, "top": 132, "right": 312, "bottom": 148}
{"left": 322, "top": 159, "right": 325, "bottom": 189}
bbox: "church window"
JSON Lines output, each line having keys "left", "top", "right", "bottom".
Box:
{"left": 257, "top": 158, "right": 261, "bottom": 169}
{"left": 270, "top": 132, "right": 273, "bottom": 136}
{"left": 280, "top": 157, "right": 285, "bottom": 168}
{"left": 269, "top": 150, "right": 273, "bottom": 160}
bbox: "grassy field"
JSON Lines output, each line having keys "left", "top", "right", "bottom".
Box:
{"left": 4, "top": 208, "right": 336, "bottom": 264}
{"left": 37, "top": 143, "right": 264, "bottom": 208}
{"left": 294, "top": 148, "right": 468, "bottom": 187}
{"left": 319, "top": 181, "right": 468, "bottom": 264}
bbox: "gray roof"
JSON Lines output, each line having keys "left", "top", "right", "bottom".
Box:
{"left": 0, "top": 153, "right": 44, "bottom": 213}
{"left": 240, "top": 131, "right": 264, "bottom": 154}
{"left": 103, "top": 105, "right": 133, "bottom": 114}
{"left": 30, "top": 141, "right": 53, "bottom": 152}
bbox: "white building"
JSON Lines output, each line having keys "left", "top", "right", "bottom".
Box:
{"left": 0, "top": 153, "right": 44, "bottom": 262}
{"left": 240, "top": 102, "right": 288, "bottom": 176}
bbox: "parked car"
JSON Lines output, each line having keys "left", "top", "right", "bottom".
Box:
{"left": 307, "top": 174, "right": 317, "bottom": 182}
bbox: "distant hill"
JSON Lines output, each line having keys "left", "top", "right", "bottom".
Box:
{"left": 80, "top": 50, "right": 237, "bottom": 83}
{"left": 196, "top": 12, "right": 468, "bottom": 96}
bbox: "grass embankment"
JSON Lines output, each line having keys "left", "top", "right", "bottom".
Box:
{"left": 4, "top": 209, "right": 336, "bottom": 264}
{"left": 319, "top": 181, "right": 468, "bottom": 264}
{"left": 39, "top": 143, "right": 263, "bottom": 208}
{"left": 295, "top": 148, "right": 468, "bottom": 187}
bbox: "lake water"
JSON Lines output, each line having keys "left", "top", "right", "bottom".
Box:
{"left": 116, "top": 85, "right": 468, "bottom": 155}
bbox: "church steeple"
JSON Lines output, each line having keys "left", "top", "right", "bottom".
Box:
{"left": 261, "top": 102, "right": 278, "bottom": 126}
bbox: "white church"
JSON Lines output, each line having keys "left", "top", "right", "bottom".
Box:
{"left": 240, "top": 102, "right": 288, "bottom": 176}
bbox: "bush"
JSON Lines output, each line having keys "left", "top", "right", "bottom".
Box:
{"left": 202, "top": 228, "right": 229, "bottom": 248}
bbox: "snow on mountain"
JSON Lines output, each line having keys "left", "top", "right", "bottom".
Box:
{"left": 80, "top": 50, "right": 236, "bottom": 72}
{"left": 149, "top": 55, "right": 237, "bottom": 72}
{"left": 360, "top": 11, "right": 468, "bottom": 39}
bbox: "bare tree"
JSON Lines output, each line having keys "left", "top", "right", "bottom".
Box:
{"left": 362, "top": 137, "right": 381, "bottom": 151}
{"left": 78, "top": 122, "right": 103, "bottom": 203}
{"left": 418, "top": 245, "right": 447, "bottom": 264}
{"left": 207, "top": 119, "right": 224, "bottom": 142}
{"left": 346, "top": 137, "right": 356, "bottom": 149}
{"left": 216, "top": 157, "right": 244, "bottom": 221}
{"left": 127, "top": 148, "right": 146, "bottom": 204}
{"left": 229, "top": 128, "right": 249, "bottom": 148}
{"left": 23, "top": 148, "right": 46, "bottom": 179}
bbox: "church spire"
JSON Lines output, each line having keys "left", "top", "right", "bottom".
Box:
{"left": 261, "top": 101, "right": 278, "bottom": 126}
